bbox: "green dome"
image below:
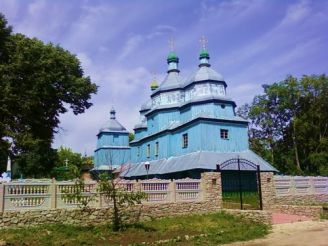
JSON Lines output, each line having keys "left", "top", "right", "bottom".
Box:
{"left": 167, "top": 51, "right": 179, "bottom": 63}
{"left": 199, "top": 48, "right": 210, "bottom": 59}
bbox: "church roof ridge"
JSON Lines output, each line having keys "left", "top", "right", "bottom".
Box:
{"left": 99, "top": 108, "right": 128, "bottom": 133}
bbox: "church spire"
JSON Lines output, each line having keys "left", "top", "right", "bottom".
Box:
{"left": 110, "top": 107, "right": 116, "bottom": 119}
{"left": 167, "top": 38, "right": 180, "bottom": 73}
{"left": 199, "top": 35, "right": 210, "bottom": 67}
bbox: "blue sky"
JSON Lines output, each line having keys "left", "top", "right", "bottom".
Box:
{"left": 1, "top": 0, "right": 328, "bottom": 155}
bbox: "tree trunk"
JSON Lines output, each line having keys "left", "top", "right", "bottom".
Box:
{"left": 292, "top": 120, "right": 301, "bottom": 171}
{"left": 112, "top": 186, "right": 120, "bottom": 231}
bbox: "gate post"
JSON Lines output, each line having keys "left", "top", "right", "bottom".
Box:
{"left": 0, "top": 183, "right": 4, "bottom": 212}
{"left": 237, "top": 157, "right": 243, "bottom": 210}
{"left": 257, "top": 165, "right": 263, "bottom": 210}
{"left": 201, "top": 172, "right": 222, "bottom": 208}
{"left": 260, "top": 172, "right": 275, "bottom": 210}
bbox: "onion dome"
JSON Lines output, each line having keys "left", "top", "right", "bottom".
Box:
{"left": 151, "top": 50, "right": 184, "bottom": 95}
{"left": 150, "top": 81, "right": 159, "bottom": 91}
{"left": 150, "top": 75, "right": 159, "bottom": 91}
{"left": 167, "top": 51, "right": 179, "bottom": 63}
{"left": 167, "top": 51, "right": 180, "bottom": 73}
{"left": 185, "top": 48, "right": 224, "bottom": 85}
{"left": 99, "top": 107, "right": 128, "bottom": 132}
{"left": 199, "top": 48, "right": 210, "bottom": 67}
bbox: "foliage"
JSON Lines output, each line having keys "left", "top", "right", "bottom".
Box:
{"left": 0, "top": 14, "right": 12, "bottom": 174}
{"left": 97, "top": 173, "right": 147, "bottom": 231}
{"left": 51, "top": 147, "right": 94, "bottom": 180}
{"left": 0, "top": 212, "right": 269, "bottom": 245}
{"left": 129, "top": 132, "right": 135, "bottom": 142}
{"left": 53, "top": 146, "right": 82, "bottom": 180}
{"left": 55, "top": 146, "right": 83, "bottom": 168}
{"left": 62, "top": 176, "right": 97, "bottom": 211}
{"left": 0, "top": 13, "right": 97, "bottom": 178}
{"left": 238, "top": 75, "right": 328, "bottom": 175}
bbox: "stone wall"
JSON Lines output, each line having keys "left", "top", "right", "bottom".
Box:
{"left": 271, "top": 204, "right": 323, "bottom": 219}
{"left": 223, "top": 209, "right": 272, "bottom": 225}
{"left": 201, "top": 172, "right": 221, "bottom": 207}
{"left": 0, "top": 201, "right": 220, "bottom": 229}
{"left": 260, "top": 172, "right": 275, "bottom": 210}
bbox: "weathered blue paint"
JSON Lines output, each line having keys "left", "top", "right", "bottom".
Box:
{"left": 94, "top": 108, "right": 130, "bottom": 168}
{"left": 94, "top": 49, "right": 275, "bottom": 175}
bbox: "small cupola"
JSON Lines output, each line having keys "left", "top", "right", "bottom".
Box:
{"left": 167, "top": 38, "right": 180, "bottom": 73}
{"left": 99, "top": 107, "right": 128, "bottom": 133}
{"left": 150, "top": 74, "right": 159, "bottom": 91}
{"left": 199, "top": 35, "right": 210, "bottom": 67}
{"left": 110, "top": 107, "right": 116, "bottom": 119}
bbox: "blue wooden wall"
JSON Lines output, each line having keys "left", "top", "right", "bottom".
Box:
{"left": 130, "top": 120, "right": 248, "bottom": 162}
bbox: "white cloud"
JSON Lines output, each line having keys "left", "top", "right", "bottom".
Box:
{"left": 118, "top": 24, "right": 177, "bottom": 61}
{"left": 53, "top": 65, "right": 152, "bottom": 155}
{"left": 118, "top": 35, "right": 144, "bottom": 61}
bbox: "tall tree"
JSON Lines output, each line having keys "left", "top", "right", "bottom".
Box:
{"left": 0, "top": 13, "right": 97, "bottom": 177}
{"left": 238, "top": 75, "right": 328, "bottom": 175}
{"left": 0, "top": 13, "right": 12, "bottom": 173}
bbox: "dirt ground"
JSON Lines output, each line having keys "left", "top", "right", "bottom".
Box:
{"left": 229, "top": 220, "right": 328, "bottom": 246}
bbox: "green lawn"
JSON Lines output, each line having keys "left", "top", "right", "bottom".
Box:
{"left": 222, "top": 191, "right": 261, "bottom": 210}
{"left": 0, "top": 212, "right": 269, "bottom": 246}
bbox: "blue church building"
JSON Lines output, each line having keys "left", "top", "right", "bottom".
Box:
{"left": 93, "top": 45, "right": 277, "bottom": 179}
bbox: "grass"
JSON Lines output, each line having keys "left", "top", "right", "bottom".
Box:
{"left": 222, "top": 191, "right": 260, "bottom": 209}
{"left": 0, "top": 212, "right": 269, "bottom": 246}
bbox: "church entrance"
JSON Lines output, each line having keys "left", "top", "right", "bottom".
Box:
{"left": 217, "top": 158, "right": 263, "bottom": 210}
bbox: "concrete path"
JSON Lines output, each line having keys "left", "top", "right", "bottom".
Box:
{"left": 228, "top": 220, "right": 328, "bottom": 246}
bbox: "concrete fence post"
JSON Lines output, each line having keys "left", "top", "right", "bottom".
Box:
{"left": 0, "top": 183, "right": 4, "bottom": 212}
{"left": 169, "top": 180, "right": 176, "bottom": 203}
{"left": 50, "top": 178, "right": 57, "bottom": 209}
{"left": 309, "top": 177, "right": 315, "bottom": 194}
{"left": 96, "top": 183, "right": 102, "bottom": 208}
{"left": 134, "top": 180, "right": 142, "bottom": 192}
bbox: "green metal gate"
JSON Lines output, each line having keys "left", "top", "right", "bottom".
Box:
{"left": 217, "top": 158, "right": 263, "bottom": 210}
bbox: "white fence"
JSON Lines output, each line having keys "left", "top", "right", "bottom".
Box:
{"left": 274, "top": 176, "right": 328, "bottom": 196}
{"left": 0, "top": 178, "right": 202, "bottom": 212}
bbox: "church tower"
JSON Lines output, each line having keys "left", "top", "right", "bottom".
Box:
{"left": 94, "top": 107, "right": 130, "bottom": 170}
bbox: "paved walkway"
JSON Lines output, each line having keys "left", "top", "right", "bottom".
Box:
{"left": 271, "top": 212, "right": 312, "bottom": 224}
{"left": 229, "top": 220, "right": 328, "bottom": 246}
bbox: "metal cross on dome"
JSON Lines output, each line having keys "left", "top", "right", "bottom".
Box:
{"left": 199, "top": 35, "right": 208, "bottom": 49}
{"left": 168, "top": 37, "right": 175, "bottom": 51}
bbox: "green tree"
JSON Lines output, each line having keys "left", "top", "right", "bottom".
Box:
{"left": 55, "top": 146, "right": 83, "bottom": 169}
{"left": 52, "top": 146, "right": 83, "bottom": 180}
{"left": 239, "top": 75, "right": 328, "bottom": 175}
{"left": 98, "top": 173, "right": 146, "bottom": 231}
{"left": 0, "top": 13, "right": 12, "bottom": 173}
{"left": 0, "top": 13, "right": 97, "bottom": 177}
{"left": 128, "top": 132, "right": 135, "bottom": 142}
